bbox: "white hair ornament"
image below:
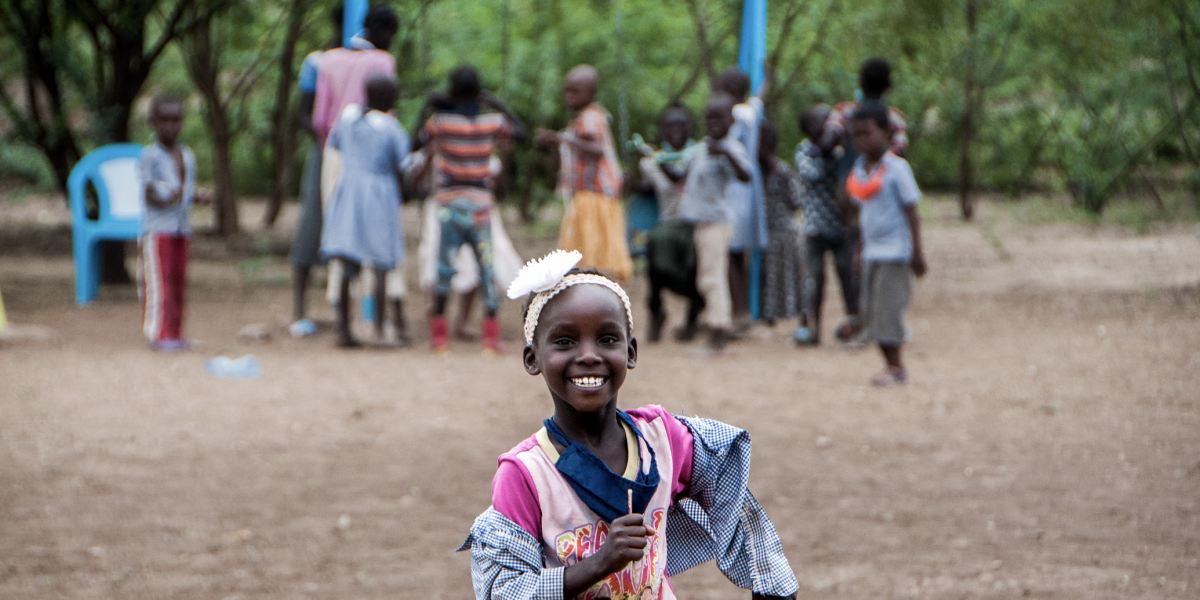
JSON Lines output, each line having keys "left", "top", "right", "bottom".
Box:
{"left": 506, "top": 250, "right": 634, "bottom": 345}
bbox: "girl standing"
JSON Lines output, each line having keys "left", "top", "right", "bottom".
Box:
{"left": 460, "top": 250, "right": 799, "bottom": 600}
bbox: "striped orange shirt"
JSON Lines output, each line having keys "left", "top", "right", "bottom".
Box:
{"left": 423, "top": 111, "right": 512, "bottom": 189}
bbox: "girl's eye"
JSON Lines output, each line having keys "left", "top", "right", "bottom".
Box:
{"left": 553, "top": 337, "right": 574, "bottom": 346}
{"left": 599, "top": 335, "right": 619, "bottom": 345}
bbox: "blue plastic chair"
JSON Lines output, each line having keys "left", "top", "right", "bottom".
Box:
{"left": 68, "top": 144, "right": 145, "bottom": 306}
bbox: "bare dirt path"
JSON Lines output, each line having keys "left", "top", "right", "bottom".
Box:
{"left": 1, "top": 197, "right": 1198, "bottom": 599}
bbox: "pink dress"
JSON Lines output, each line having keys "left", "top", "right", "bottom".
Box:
{"left": 311, "top": 47, "right": 396, "bottom": 146}
{"left": 491, "top": 406, "right": 694, "bottom": 600}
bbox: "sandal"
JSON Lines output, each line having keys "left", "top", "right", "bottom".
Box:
{"left": 871, "top": 367, "right": 907, "bottom": 387}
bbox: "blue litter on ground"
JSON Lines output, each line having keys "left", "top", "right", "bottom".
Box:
{"left": 204, "top": 355, "right": 261, "bottom": 379}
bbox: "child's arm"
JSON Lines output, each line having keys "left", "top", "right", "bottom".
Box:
{"left": 904, "top": 204, "right": 927, "bottom": 277}
{"left": 672, "top": 414, "right": 800, "bottom": 598}
{"left": 711, "top": 142, "right": 752, "bottom": 183}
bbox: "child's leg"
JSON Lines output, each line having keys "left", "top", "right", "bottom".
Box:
{"left": 158, "top": 234, "right": 188, "bottom": 341}
{"left": 880, "top": 344, "right": 903, "bottom": 369}
{"left": 292, "top": 265, "right": 310, "bottom": 322}
{"left": 335, "top": 259, "right": 359, "bottom": 347}
{"left": 139, "top": 232, "right": 170, "bottom": 343}
{"left": 645, "top": 237, "right": 666, "bottom": 341}
{"left": 727, "top": 249, "right": 749, "bottom": 326}
{"left": 466, "top": 210, "right": 498, "bottom": 319}
{"left": 833, "top": 232, "right": 860, "bottom": 322}
{"left": 801, "top": 236, "right": 827, "bottom": 331}
{"left": 694, "top": 224, "right": 732, "bottom": 350}
{"left": 384, "top": 268, "right": 409, "bottom": 344}
{"left": 465, "top": 209, "right": 503, "bottom": 352}
{"left": 373, "top": 267, "right": 387, "bottom": 337}
{"left": 433, "top": 207, "right": 466, "bottom": 317}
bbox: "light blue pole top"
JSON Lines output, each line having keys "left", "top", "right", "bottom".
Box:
{"left": 737, "top": 0, "right": 767, "bottom": 91}
{"left": 343, "top": 0, "right": 368, "bottom": 48}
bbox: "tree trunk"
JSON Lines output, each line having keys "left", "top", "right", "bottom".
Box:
{"left": 211, "top": 114, "right": 239, "bottom": 235}
{"left": 261, "top": 0, "right": 308, "bottom": 228}
{"left": 186, "top": 13, "right": 240, "bottom": 236}
{"left": 957, "top": 0, "right": 977, "bottom": 221}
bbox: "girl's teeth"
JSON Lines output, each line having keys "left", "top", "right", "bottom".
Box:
{"left": 572, "top": 377, "right": 604, "bottom": 388}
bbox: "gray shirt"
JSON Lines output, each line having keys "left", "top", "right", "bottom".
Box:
{"left": 677, "top": 137, "right": 753, "bottom": 225}
{"left": 854, "top": 152, "right": 921, "bottom": 262}
{"left": 138, "top": 142, "right": 196, "bottom": 235}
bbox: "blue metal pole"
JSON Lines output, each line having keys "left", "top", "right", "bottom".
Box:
{"left": 737, "top": 0, "right": 767, "bottom": 92}
{"left": 343, "top": 0, "right": 368, "bottom": 48}
{"left": 738, "top": 0, "right": 767, "bottom": 320}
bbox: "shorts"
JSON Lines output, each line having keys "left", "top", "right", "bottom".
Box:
{"left": 860, "top": 260, "right": 911, "bottom": 345}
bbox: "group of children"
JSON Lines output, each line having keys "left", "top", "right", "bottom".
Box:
{"left": 634, "top": 58, "right": 926, "bottom": 385}
{"left": 133, "top": 1, "right": 925, "bottom": 385}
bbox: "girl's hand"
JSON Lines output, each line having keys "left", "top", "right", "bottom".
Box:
{"left": 594, "top": 513, "right": 656, "bottom": 574}
{"left": 562, "top": 514, "right": 657, "bottom": 599}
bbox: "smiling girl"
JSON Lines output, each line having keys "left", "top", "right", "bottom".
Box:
{"left": 459, "top": 250, "right": 799, "bottom": 600}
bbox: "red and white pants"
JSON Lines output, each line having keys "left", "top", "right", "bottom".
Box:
{"left": 138, "top": 232, "right": 189, "bottom": 342}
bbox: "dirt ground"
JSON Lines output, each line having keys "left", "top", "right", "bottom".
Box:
{"left": 1, "top": 195, "right": 1198, "bottom": 600}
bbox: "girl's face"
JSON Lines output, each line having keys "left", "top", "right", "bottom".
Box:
{"left": 523, "top": 284, "right": 637, "bottom": 415}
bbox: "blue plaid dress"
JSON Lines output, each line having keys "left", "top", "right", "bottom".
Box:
{"left": 458, "top": 415, "right": 799, "bottom": 600}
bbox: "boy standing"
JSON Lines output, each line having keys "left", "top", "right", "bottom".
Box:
{"left": 419, "top": 65, "right": 524, "bottom": 354}
{"left": 537, "top": 64, "right": 633, "bottom": 281}
{"left": 138, "top": 95, "right": 210, "bottom": 351}
{"left": 678, "top": 93, "right": 753, "bottom": 354}
{"left": 847, "top": 101, "right": 926, "bottom": 385}
{"left": 793, "top": 104, "right": 859, "bottom": 345}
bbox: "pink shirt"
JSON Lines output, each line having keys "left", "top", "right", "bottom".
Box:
{"left": 491, "top": 405, "right": 694, "bottom": 600}
{"left": 312, "top": 48, "right": 396, "bottom": 146}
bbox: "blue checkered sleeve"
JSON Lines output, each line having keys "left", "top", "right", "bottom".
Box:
{"left": 458, "top": 508, "right": 564, "bottom": 600}
{"left": 667, "top": 415, "right": 799, "bottom": 597}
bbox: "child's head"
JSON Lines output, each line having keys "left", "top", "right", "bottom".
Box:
{"left": 714, "top": 67, "right": 750, "bottom": 102}
{"left": 365, "top": 74, "right": 399, "bottom": 112}
{"left": 362, "top": 5, "right": 399, "bottom": 51}
{"left": 515, "top": 253, "right": 636, "bottom": 415}
{"left": 758, "top": 120, "right": 778, "bottom": 163}
{"left": 859, "top": 57, "right": 892, "bottom": 100}
{"left": 658, "top": 103, "right": 692, "bottom": 150}
{"left": 448, "top": 64, "right": 481, "bottom": 104}
{"left": 150, "top": 93, "right": 185, "bottom": 147}
{"left": 850, "top": 100, "right": 891, "bottom": 161}
{"left": 563, "top": 64, "right": 598, "bottom": 112}
{"left": 799, "top": 103, "right": 831, "bottom": 142}
{"left": 704, "top": 93, "right": 736, "bottom": 140}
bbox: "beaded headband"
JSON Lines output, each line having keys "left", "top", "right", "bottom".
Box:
{"left": 506, "top": 250, "right": 634, "bottom": 345}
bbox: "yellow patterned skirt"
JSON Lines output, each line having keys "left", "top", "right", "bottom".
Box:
{"left": 558, "top": 191, "right": 633, "bottom": 281}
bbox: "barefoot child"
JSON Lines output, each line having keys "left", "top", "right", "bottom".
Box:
{"left": 460, "top": 249, "right": 798, "bottom": 600}
{"left": 678, "top": 94, "right": 753, "bottom": 354}
{"left": 138, "top": 94, "right": 212, "bottom": 351}
{"left": 793, "top": 104, "right": 859, "bottom": 345}
{"left": 758, "top": 121, "right": 805, "bottom": 326}
{"left": 537, "top": 65, "right": 633, "bottom": 281}
{"left": 847, "top": 101, "right": 927, "bottom": 385}
{"left": 320, "top": 75, "right": 410, "bottom": 347}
